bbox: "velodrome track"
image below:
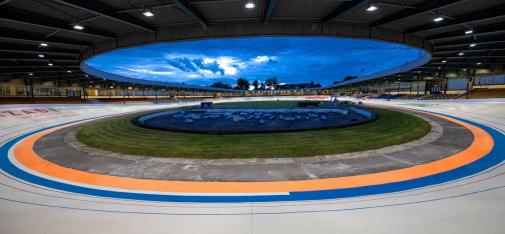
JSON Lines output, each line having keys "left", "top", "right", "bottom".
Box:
{"left": 1, "top": 97, "right": 505, "bottom": 233}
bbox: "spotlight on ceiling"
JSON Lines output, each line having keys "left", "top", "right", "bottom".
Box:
{"left": 48, "top": 63, "right": 53, "bottom": 66}
{"left": 67, "top": 70, "right": 72, "bottom": 73}
{"left": 366, "top": 4, "right": 378, "bottom": 12}
{"left": 465, "top": 29, "right": 473, "bottom": 34}
{"left": 40, "top": 43, "right": 48, "bottom": 47}
{"left": 442, "top": 60, "right": 447, "bottom": 63}
{"left": 245, "top": 2, "right": 255, "bottom": 9}
{"left": 469, "top": 43, "right": 477, "bottom": 47}
{"left": 142, "top": 9, "right": 154, "bottom": 17}
{"left": 73, "top": 24, "right": 84, "bottom": 30}
{"left": 476, "top": 62, "right": 482, "bottom": 65}
{"left": 38, "top": 54, "right": 45, "bottom": 58}
{"left": 433, "top": 17, "right": 444, "bottom": 22}
{"left": 28, "top": 73, "right": 33, "bottom": 76}
{"left": 458, "top": 52, "right": 465, "bottom": 56}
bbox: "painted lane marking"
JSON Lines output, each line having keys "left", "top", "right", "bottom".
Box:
{"left": 0, "top": 111, "right": 503, "bottom": 202}
{"left": 13, "top": 112, "right": 492, "bottom": 193}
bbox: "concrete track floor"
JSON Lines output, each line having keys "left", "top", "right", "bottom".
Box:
{"left": 1, "top": 97, "right": 504, "bottom": 234}
{"left": 33, "top": 109, "right": 470, "bottom": 182}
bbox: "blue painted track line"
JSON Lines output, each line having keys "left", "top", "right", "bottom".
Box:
{"left": 1, "top": 113, "right": 504, "bottom": 203}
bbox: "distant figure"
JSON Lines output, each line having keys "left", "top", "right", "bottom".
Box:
{"left": 332, "top": 97, "right": 339, "bottom": 107}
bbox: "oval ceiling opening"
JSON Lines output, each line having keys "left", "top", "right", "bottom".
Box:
{"left": 84, "top": 37, "right": 428, "bottom": 88}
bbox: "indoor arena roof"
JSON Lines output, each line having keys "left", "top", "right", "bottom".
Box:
{"left": 0, "top": 0, "right": 504, "bottom": 89}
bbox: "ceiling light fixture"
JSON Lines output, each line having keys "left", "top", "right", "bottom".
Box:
{"left": 476, "top": 62, "right": 482, "bottom": 65}
{"left": 40, "top": 43, "right": 48, "bottom": 47}
{"left": 28, "top": 73, "right": 33, "bottom": 76}
{"left": 73, "top": 24, "right": 84, "bottom": 30}
{"left": 442, "top": 60, "right": 447, "bottom": 63}
{"left": 48, "top": 63, "right": 53, "bottom": 66}
{"left": 458, "top": 52, "right": 465, "bottom": 56}
{"left": 469, "top": 43, "right": 477, "bottom": 47}
{"left": 366, "top": 4, "right": 378, "bottom": 12}
{"left": 433, "top": 17, "right": 444, "bottom": 22}
{"left": 465, "top": 29, "right": 473, "bottom": 34}
{"left": 38, "top": 54, "right": 45, "bottom": 58}
{"left": 245, "top": 2, "right": 255, "bottom": 9}
{"left": 142, "top": 9, "right": 154, "bottom": 17}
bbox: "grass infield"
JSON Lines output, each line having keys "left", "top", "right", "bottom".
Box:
{"left": 75, "top": 101, "right": 431, "bottom": 159}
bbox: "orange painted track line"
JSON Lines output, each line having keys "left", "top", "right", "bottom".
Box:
{"left": 13, "top": 113, "right": 493, "bottom": 194}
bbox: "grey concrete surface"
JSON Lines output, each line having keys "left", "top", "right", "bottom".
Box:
{"left": 1, "top": 99, "right": 504, "bottom": 234}
{"left": 33, "top": 109, "right": 472, "bottom": 182}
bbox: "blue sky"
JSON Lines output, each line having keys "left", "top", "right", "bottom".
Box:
{"left": 85, "top": 37, "right": 426, "bottom": 87}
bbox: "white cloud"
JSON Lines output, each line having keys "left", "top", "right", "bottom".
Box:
{"left": 127, "top": 68, "right": 175, "bottom": 75}
{"left": 110, "top": 53, "right": 279, "bottom": 84}
{"left": 252, "top": 55, "right": 277, "bottom": 64}
{"left": 204, "top": 56, "right": 245, "bottom": 75}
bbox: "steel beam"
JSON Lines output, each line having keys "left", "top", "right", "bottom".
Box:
{"left": 264, "top": 0, "right": 278, "bottom": 24}
{"left": 434, "top": 48, "right": 505, "bottom": 55}
{"left": 0, "top": 69, "right": 82, "bottom": 75}
{"left": 426, "top": 22, "right": 505, "bottom": 41}
{"left": 0, "top": 0, "right": 12, "bottom": 6}
{"left": 172, "top": 0, "right": 207, "bottom": 30}
{"left": 372, "top": 0, "right": 467, "bottom": 27}
{"left": 0, "top": 53, "right": 79, "bottom": 60}
{"left": 0, "top": 28, "right": 92, "bottom": 47}
{"left": 52, "top": 0, "right": 155, "bottom": 32}
{"left": 0, "top": 44, "right": 80, "bottom": 55}
{"left": 0, "top": 6, "right": 116, "bottom": 38}
{"left": 434, "top": 39, "right": 505, "bottom": 49}
{"left": 323, "top": 0, "right": 368, "bottom": 24}
{"left": 406, "top": 4, "right": 505, "bottom": 33}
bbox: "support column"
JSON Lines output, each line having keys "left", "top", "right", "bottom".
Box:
{"left": 122, "top": 85, "right": 126, "bottom": 104}
{"left": 56, "top": 81, "right": 61, "bottom": 97}
{"left": 443, "top": 73, "right": 448, "bottom": 95}
{"left": 409, "top": 80, "right": 413, "bottom": 95}
{"left": 465, "top": 69, "right": 475, "bottom": 99}
{"left": 29, "top": 78, "right": 35, "bottom": 104}
{"left": 416, "top": 77, "right": 420, "bottom": 98}
{"left": 154, "top": 87, "right": 158, "bottom": 104}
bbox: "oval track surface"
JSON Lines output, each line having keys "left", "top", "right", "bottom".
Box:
{"left": 1, "top": 98, "right": 505, "bottom": 233}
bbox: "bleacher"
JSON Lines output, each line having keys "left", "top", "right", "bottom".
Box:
{"left": 90, "top": 97, "right": 207, "bottom": 104}
{"left": 403, "top": 94, "right": 423, "bottom": 100}
{"left": 419, "top": 94, "right": 458, "bottom": 100}
{"left": 369, "top": 93, "right": 458, "bottom": 100}
{"left": 458, "top": 88, "right": 505, "bottom": 99}
{"left": 376, "top": 94, "right": 396, "bottom": 99}
{"left": 0, "top": 97, "right": 90, "bottom": 104}
{"left": 94, "top": 98, "right": 154, "bottom": 104}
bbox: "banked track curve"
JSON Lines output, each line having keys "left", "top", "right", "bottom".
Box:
{"left": 0, "top": 99, "right": 505, "bottom": 234}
